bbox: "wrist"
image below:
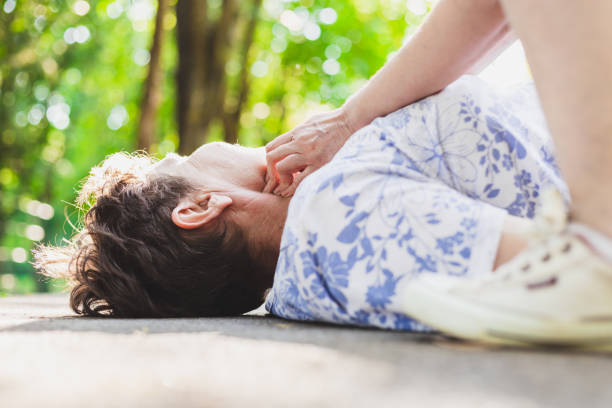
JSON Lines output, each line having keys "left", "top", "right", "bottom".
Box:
{"left": 340, "top": 96, "right": 370, "bottom": 135}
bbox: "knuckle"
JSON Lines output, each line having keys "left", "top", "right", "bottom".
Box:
{"left": 276, "top": 163, "right": 288, "bottom": 173}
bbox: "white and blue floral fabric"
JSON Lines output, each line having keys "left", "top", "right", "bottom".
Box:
{"left": 265, "top": 76, "right": 569, "bottom": 331}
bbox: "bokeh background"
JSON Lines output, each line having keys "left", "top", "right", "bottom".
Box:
{"left": 0, "top": 0, "right": 528, "bottom": 295}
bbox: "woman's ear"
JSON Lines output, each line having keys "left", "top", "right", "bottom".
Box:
{"left": 171, "top": 192, "right": 233, "bottom": 230}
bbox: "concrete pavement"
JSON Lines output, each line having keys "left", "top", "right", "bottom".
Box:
{"left": 1, "top": 294, "right": 611, "bottom": 408}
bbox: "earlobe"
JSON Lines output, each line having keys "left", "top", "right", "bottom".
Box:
{"left": 171, "top": 192, "right": 233, "bottom": 230}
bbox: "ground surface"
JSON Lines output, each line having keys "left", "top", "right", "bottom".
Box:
{"left": 1, "top": 294, "right": 611, "bottom": 408}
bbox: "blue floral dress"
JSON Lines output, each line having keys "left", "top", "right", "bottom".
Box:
{"left": 265, "top": 76, "right": 569, "bottom": 331}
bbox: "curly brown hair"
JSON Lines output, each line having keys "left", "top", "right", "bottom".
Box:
{"left": 33, "top": 153, "right": 269, "bottom": 317}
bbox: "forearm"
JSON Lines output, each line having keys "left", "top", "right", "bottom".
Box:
{"left": 343, "top": 0, "right": 509, "bottom": 132}
{"left": 467, "top": 27, "right": 516, "bottom": 75}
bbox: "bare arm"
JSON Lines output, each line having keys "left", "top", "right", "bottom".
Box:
{"left": 265, "top": 0, "right": 511, "bottom": 196}
{"left": 344, "top": 0, "right": 510, "bottom": 132}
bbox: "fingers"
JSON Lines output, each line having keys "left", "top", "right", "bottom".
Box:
{"left": 273, "top": 153, "right": 306, "bottom": 194}
{"left": 279, "top": 167, "right": 315, "bottom": 197}
{"left": 275, "top": 172, "right": 294, "bottom": 194}
{"left": 264, "top": 131, "right": 301, "bottom": 193}
{"left": 265, "top": 131, "right": 294, "bottom": 152}
{"left": 264, "top": 139, "right": 299, "bottom": 193}
{"left": 263, "top": 165, "right": 278, "bottom": 193}
{"left": 265, "top": 141, "right": 300, "bottom": 166}
{"left": 275, "top": 152, "right": 307, "bottom": 175}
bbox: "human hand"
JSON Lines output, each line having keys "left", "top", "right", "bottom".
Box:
{"left": 263, "top": 108, "right": 355, "bottom": 197}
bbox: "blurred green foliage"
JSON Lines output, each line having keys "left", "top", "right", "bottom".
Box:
{"left": 0, "top": 0, "right": 430, "bottom": 295}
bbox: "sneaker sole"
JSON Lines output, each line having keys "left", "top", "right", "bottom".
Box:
{"left": 401, "top": 282, "right": 612, "bottom": 347}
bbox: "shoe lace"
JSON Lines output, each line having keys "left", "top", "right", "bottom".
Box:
{"left": 484, "top": 188, "right": 570, "bottom": 284}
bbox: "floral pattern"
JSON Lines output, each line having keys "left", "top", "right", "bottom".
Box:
{"left": 265, "top": 76, "right": 568, "bottom": 331}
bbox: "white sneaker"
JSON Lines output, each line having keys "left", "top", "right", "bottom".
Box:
{"left": 401, "top": 192, "right": 612, "bottom": 347}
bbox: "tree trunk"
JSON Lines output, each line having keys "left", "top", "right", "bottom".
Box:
{"left": 176, "top": 0, "right": 208, "bottom": 154}
{"left": 223, "top": 0, "right": 262, "bottom": 144}
{"left": 137, "top": 0, "right": 168, "bottom": 151}
{"left": 176, "top": 0, "right": 260, "bottom": 154}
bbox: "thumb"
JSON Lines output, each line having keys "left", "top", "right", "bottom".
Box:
{"left": 278, "top": 166, "right": 315, "bottom": 197}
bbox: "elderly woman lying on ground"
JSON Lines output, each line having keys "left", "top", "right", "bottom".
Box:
{"left": 35, "top": 76, "right": 568, "bottom": 334}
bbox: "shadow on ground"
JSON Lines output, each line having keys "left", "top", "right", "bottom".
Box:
{"left": 2, "top": 294, "right": 610, "bottom": 360}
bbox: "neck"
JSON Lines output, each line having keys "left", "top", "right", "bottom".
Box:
{"left": 229, "top": 190, "right": 291, "bottom": 284}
